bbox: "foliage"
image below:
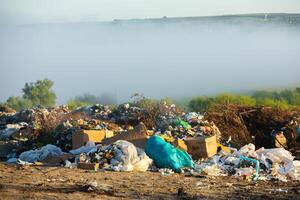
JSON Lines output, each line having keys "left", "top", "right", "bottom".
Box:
{"left": 67, "top": 99, "right": 90, "bottom": 110}
{"left": 189, "top": 87, "right": 300, "bottom": 112}
{"left": 71, "top": 92, "right": 117, "bottom": 107}
{"left": 4, "top": 78, "right": 56, "bottom": 111}
{"left": 22, "top": 78, "right": 56, "bottom": 107}
{"left": 5, "top": 96, "right": 33, "bottom": 111}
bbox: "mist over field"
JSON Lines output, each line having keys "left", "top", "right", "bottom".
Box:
{"left": 0, "top": 14, "right": 300, "bottom": 104}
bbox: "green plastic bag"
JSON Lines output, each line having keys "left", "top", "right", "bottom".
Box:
{"left": 145, "top": 136, "right": 194, "bottom": 172}
{"left": 174, "top": 119, "right": 191, "bottom": 130}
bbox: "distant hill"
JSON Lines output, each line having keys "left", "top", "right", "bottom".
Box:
{"left": 111, "top": 13, "right": 300, "bottom": 25}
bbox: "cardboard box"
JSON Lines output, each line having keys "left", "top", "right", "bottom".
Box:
{"left": 103, "top": 123, "right": 149, "bottom": 149}
{"left": 72, "top": 129, "right": 114, "bottom": 149}
{"left": 77, "top": 162, "right": 99, "bottom": 170}
{"left": 173, "top": 138, "right": 188, "bottom": 152}
{"left": 184, "top": 135, "right": 217, "bottom": 159}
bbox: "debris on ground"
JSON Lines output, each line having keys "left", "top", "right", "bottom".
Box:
{"left": 0, "top": 103, "right": 299, "bottom": 188}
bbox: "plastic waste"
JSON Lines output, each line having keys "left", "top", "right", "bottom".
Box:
{"left": 6, "top": 158, "right": 18, "bottom": 163}
{"left": 235, "top": 167, "right": 255, "bottom": 177}
{"left": 174, "top": 119, "right": 191, "bottom": 130}
{"left": 297, "top": 124, "right": 300, "bottom": 138}
{"left": 202, "top": 165, "right": 222, "bottom": 176}
{"left": 239, "top": 156, "right": 260, "bottom": 180}
{"left": 110, "top": 140, "right": 152, "bottom": 172}
{"left": 0, "top": 122, "right": 28, "bottom": 140}
{"left": 159, "top": 168, "right": 174, "bottom": 176}
{"left": 69, "top": 141, "right": 97, "bottom": 155}
{"left": 236, "top": 143, "right": 257, "bottom": 158}
{"left": 19, "top": 144, "right": 63, "bottom": 163}
{"left": 145, "top": 136, "right": 194, "bottom": 172}
{"left": 183, "top": 112, "right": 204, "bottom": 123}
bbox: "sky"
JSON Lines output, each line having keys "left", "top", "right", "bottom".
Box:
{"left": 1, "top": 0, "right": 300, "bottom": 24}
{"left": 0, "top": 1, "right": 300, "bottom": 104}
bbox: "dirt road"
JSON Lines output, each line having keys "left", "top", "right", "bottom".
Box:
{"left": 0, "top": 163, "right": 299, "bottom": 200}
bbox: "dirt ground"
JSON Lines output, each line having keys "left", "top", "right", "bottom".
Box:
{"left": 0, "top": 163, "right": 300, "bottom": 200}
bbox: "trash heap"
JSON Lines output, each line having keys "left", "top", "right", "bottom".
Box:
{"left": 194, "top": 143, "right": 300, "bottom": 182}
{"left": 157, "top": 114, "right": 221, "bottom": 143}
{"left": 204, "top": 104, "right": 300, "bottom": 155}
{"left": 1, "top": 103, "right": 299, "bottom": 183}
{"left": 155, "top": 102, "right": 184, "bottom": 130}
{"left": 0, "top": 106, "right": 70, "bottom": 160}
{"left": 109, "top": 103, "right": 147, "bottom": 126}
{"left": 76, "top": 140, "right": 153, "bottom": 172}
{"left": 71, "top": 104, "right": 112, "bottom": 120}
{"left": 53, "top": 119, "right": 121, "bottom": 151}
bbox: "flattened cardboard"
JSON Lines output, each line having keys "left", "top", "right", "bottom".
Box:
{"left": 72, "top": 129, "right": 114, "bottom": 149}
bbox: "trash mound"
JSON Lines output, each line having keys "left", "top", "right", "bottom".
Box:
{"left": 109, "top": 103, "right": 150, "bottom": 127}
{"left": 1, "top": 102, "right": 299, "bottom": 183}
{"left": 72, "top": 140, "right": 153, "bottom": 172}
{"left": 53, "top": 119, "right": 121, "bottom": 151}
{"left": 195, "top": 143, "right": 300, "bottom": 182}
{"left": 5, "top": 105, "right": 70, "bottom": 139}
{"left": 70, "top": 104, "right": 112, "bottom": 120}
{"left": 204, "top": 105, "right": 300, "bottom": 150}
{"left": 109, "top": 102, "right": 184, "bottom": 129}
{"left": 0, "top": 105, "right": 16, "bottom": 114}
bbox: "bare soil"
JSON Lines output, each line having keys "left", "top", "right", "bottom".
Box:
{"left": 0, "top": 163, "right": 299, "bottom": 200}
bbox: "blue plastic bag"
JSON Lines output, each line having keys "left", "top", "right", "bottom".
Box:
{"left": 145, "top": 136, "right": 194, "bottom": 172}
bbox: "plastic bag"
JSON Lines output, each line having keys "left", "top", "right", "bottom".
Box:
{"left": 174, "top": 119, "right": 191, "bottom": 130}
{"left": 145, "top": 136, "right": 194, "bottom": 172}
{"left": 19, "top": 144, "right": 63, "bottom": 163}
{"left": 110, "top": 140, "right": 152, "bottom": 172}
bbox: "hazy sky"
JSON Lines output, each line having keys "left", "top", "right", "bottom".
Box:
{"left": 1, "top": 0, "right": 300, "bottom": 24}
{"left": 0, "top": 1, "right": 300, "bottom": 104}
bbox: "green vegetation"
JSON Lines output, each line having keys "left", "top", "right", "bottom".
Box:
{"left": 5, "top": 78, "right": 56, "bottom": 111}
{"left": 189, "top": 87, "right": 300, "bottom": 112}
{"left": 67, "top": 93, "right": 117, "bottom": 110}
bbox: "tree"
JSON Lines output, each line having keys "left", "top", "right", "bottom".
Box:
{"left": 215, "top": 93, "right": 237, "bottom": 105}
{"left": 252, "top": 91, "right": 275, "bottom": 100}
{"left": 22, "top": 78, "right": 56, "bottom": 107}
{"left": 67, "top": 99, "right": 89, "bottom": 110}
{"left": 189, "top": 96, "right": 213, "bottom": 112}
{"left": 235, "top": 96, "right": 256, "bottom": 107}
{"left": 74, "top": 93, "right": 100, "bottom": 104}
{"left": 4, "top": 78, "right": 56, "bottom": 111}
{"left": 5, "top": 96, "right": 33, "bottom": 111}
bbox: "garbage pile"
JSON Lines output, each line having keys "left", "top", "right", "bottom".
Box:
{"left": 53, "top": 119, "right": 121, "bottom": 151}
{"left": 2, "top": 105, "right": 70, "bottom": 139}
{"left": 71, "top": 104, "right": 112, "bottom": 120}
{"left": 0, "top": 103, "right": 299, "bottom": 183}
{"left": 0, "top": 106, "right": 70, "bottom": 160}
{"left": 109, "top": 103, "right": 147, "bottom": 126}
{"left": 157, "top": 117, "right": 221, "bottom": 143}
{"left": 194, "top": 143, "right": 300, "bottom": 182}
{"left": 76, "top": 140, "right": 153, "bottom": 172}
{"left": 155, "top": 102, "right": 184, "bottom": 130}
{"left": 204, "top": 104, "right": 300, "bottom": 151}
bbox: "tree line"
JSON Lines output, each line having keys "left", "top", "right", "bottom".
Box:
{"left": 189, "top": 88, "right": 300, "bottom": 112}
{"left": 1, "top": 78, "right": 299, "bottom": 112}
